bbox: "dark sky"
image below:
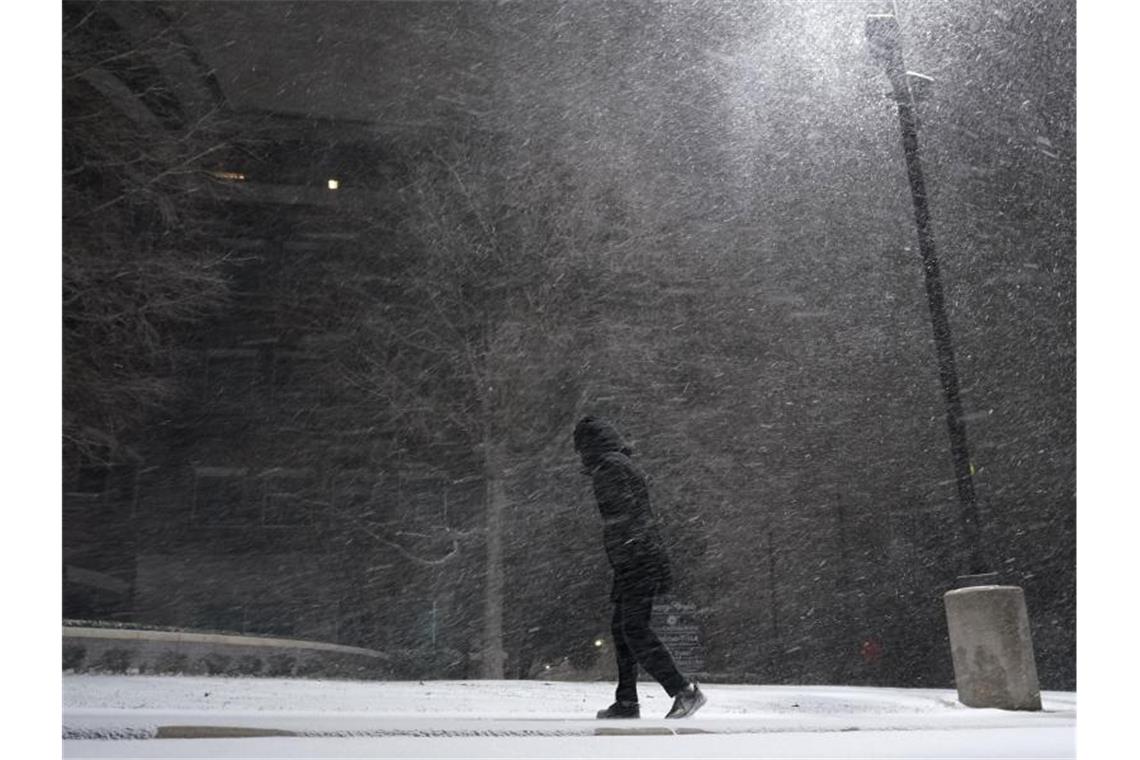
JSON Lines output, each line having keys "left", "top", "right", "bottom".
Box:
{"left": 180, "top": 1, "right": 496, "bottom": 123}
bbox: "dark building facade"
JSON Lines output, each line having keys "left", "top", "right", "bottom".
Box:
{"left": 62, "top": 2, "right": 486, "bottom": 671}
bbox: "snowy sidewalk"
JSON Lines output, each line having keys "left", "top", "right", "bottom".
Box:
{"left": 63, "top": 674, "right": 1076, "bottom": 758}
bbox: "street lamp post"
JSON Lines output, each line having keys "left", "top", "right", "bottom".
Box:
{"left": 865, "top": 13, "right": 991, "bottom": 582}
{"left": 864, "top": 12, "right": 1043, "bottom": 712}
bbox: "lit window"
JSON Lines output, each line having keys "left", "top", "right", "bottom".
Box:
{"left": 327, "top": 179, "right": 339, "bottom": 190}
{"left": 210, "top": 170, "right": 246, "bottom": 181}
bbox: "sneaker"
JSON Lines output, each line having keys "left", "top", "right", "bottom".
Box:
{"left": 665, "top": 681, "right": 706, "bottom": 719}
{"left": 596, "top": 700, "right": 640, "bottom": 719}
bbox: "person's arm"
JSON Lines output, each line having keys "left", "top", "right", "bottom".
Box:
{"left": 593, "top": 456, "right": 640, "bottom": 521}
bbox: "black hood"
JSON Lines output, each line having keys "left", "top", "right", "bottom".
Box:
{"left": 573, "top": 416, "right": 632, "bottom": 468}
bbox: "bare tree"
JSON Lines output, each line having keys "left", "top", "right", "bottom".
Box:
{"left": 63, "top": 2, "right": 241, "bottom": 466}
{"left": 328, "top": 129, "right": 640, "bottom": 676}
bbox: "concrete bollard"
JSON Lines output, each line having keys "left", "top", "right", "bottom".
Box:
{"left": 944, "top": 585, "right": 1042, "bottom": 711}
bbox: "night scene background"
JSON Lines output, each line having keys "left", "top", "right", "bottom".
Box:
{"left": 60, "top": 0, "right": 1075, "bottom": 691}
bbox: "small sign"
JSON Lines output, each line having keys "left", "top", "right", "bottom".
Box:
{"left": 652, "top": 598, "right": 705, "bottom": 673}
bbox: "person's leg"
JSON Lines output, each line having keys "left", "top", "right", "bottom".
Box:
{"left": 611, "top": 598, "right": 640, "bottom": 703}
{"left": 617, "top": 592, "right": 688, "bottom": 697}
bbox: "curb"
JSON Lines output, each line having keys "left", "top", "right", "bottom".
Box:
{"left": 63, "top": 723, "right": 858, "bottom": 741}
{"left": 64, "top": 626, "right": 389, "bottom": 659}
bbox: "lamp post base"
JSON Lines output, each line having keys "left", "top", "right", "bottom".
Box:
{"left": 944, "top": 585, "right": 1042, "bottom": 711}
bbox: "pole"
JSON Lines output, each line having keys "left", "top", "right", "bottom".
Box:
{"left": 768, "top": 529, "right": 779, "bottom": 679}
{"left": 865, "top": 14, "right": 989, "bottom": 579}
{"left": 835, "top": 495, "right": 852, "bottom": 682}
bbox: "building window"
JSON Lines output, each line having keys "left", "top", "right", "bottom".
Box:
{"left": 271, "top": 350, "right": 329, "bottom": 405}
{"left": 65, "top": 463, "right": 110, "bottom": 501}
{"left": 202, "top": 348, "right": 263, "bottom": 404}
{"left": 332, "top": 469, "right": 389, "bottom": 522}
{"left": 261, "top": 468, "right": 316, "bottom": 527}
{"left": 443, "top": 476, "right": 483, "bottom": 531}
{"left": 400, "top": 469, "right": 483, "bottom": 531}
{"left": 129, "top": 466, "right": 160, "bottom": 519}
{"left": 192, "top": 466, "right": 256, "bottom": 526}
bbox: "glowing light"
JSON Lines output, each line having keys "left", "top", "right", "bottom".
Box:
{"left": 327, "top": 179, "right": 339, "bottom": 190}
{"left": 594, "top": 639, "right": 604, "bottom": 648}
{"left": 210, "top": 170, "right": 245, "bottom": 181}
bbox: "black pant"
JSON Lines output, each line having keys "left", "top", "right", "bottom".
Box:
{"left": 611, "top": 590, "right": 688, "bottom": 702}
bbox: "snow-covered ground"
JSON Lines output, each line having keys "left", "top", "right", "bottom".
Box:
{"left": 63, "top": 674, "right": 1076, "bottom": 758}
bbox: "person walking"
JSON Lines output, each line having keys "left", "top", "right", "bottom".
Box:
{"left": 573, "top": 415, "right": 706, "bottom": 719}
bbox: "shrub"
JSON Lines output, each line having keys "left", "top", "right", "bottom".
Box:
{"left": 266, "top": 654, "right": 296, "bottom": 677}
{"left": 295, "top": 654, "right": 330, "bottom": 678}
{"left": 97, "top": 648, "right": 132, "bottom": 674}
{"left": 153, "top": 651, "right": 189, "bottom": 675}
{"left": 354, "top": 658, "right": 392, "bottom": 680}
{"left": 234, "top": 655, "right": 263, "bottom": 676}
{"left": 63, "top": 644, "right": 87, "bottom": 672}
{"left": 388, "top": 648, "right": 464, "bottom": 680}
{"left": 200, "top": 653, "right": 231, "bottom": 675}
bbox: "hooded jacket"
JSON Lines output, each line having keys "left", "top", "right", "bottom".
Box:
{"left": 574, "top": 416, "right": 672, "bottom": 598}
